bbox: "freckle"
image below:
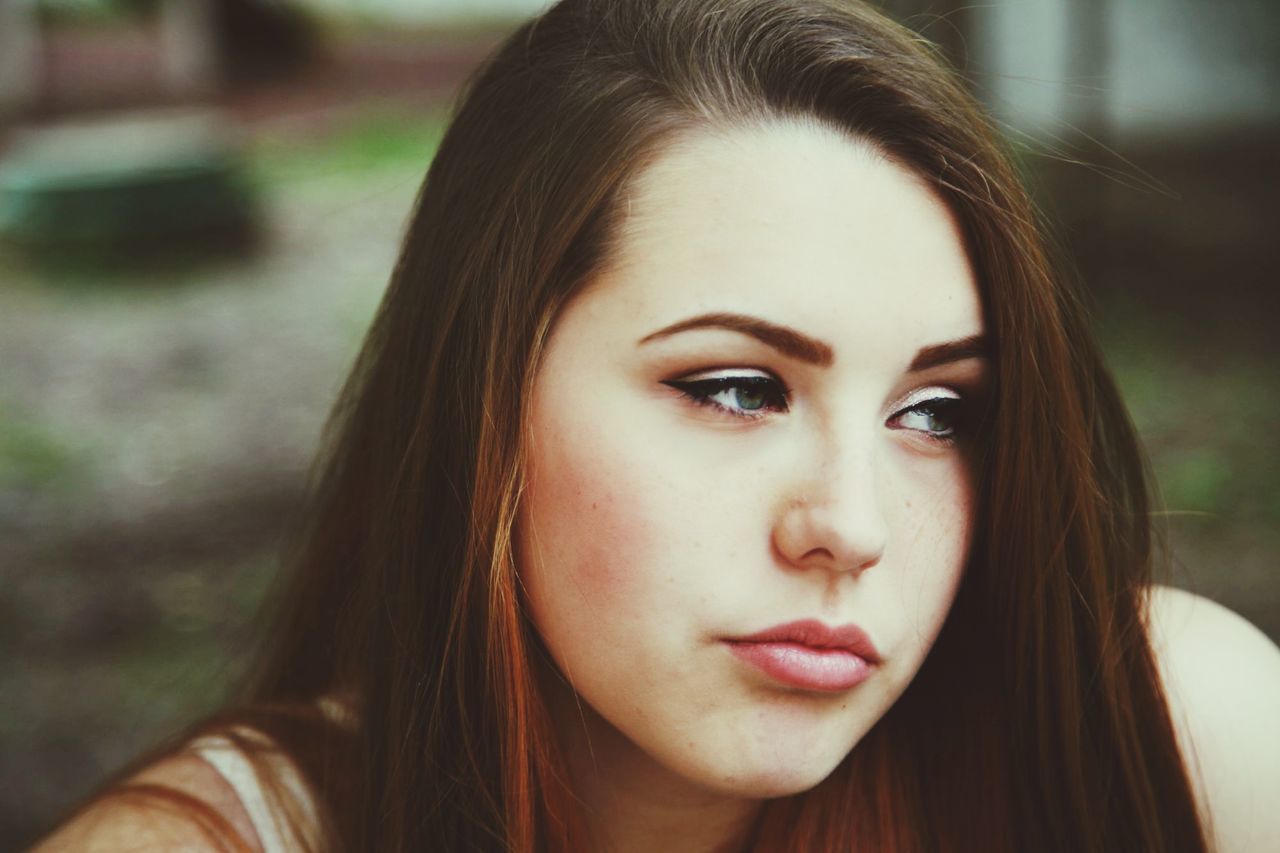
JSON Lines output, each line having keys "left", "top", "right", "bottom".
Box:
{"left": 591, "top": 502, "right": 597, "bottom": 509}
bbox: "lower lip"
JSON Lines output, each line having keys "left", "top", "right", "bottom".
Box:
{"left": 725, "top": 641, "right": 875, "bottom": 692}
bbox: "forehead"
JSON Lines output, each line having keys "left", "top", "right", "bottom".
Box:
{"left": 590, "top": 119, "right": 982, "bottom": 362}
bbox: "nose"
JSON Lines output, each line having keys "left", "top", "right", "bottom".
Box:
{"left": 772, "top": 438, "right": 888, "bottom": 576}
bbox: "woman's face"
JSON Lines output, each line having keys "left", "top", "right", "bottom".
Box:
{"left": 517, "top": 120, "right": 987, "bottom": 800}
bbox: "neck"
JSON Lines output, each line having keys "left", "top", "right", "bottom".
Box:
{"left": 537, "top": 660, "right": 762, "bottom": 853}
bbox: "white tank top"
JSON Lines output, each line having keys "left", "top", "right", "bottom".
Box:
{"left": 189, "top": 728, "right": 322, "bottom": 853}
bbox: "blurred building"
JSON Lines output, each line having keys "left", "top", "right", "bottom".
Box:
{"left": 967, "top": 0, "right": 1279, "bottom": 139}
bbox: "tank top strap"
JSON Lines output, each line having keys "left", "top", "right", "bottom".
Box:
{"left": 189, "top": 727, "right": 318, "bottom": 853}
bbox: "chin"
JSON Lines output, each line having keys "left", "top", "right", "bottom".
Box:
{"left": 686, "top": 750, "right": 849, "bottom": 800}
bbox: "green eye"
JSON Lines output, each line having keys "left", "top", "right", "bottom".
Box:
{"left": 906, "top": 405, "right": 950, "bottom": 432}
{"left": 892, "top": 396, "right": 965, "bottom": 444}
{"left": 663, "top": 373, "right": 790, "bottom": 418}
{"left": 732, "top": 385, "right": 768, "bottom": 411}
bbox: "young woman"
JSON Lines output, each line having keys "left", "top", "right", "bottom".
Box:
{"left": 36, "top": 0, "right": 1280, "bottom": 850}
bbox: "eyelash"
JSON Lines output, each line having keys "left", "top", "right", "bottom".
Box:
{"left": 887, "top": 394, "right": 965, "bottom": 446}
{"left": 662, "top": 372, "right": 791, "bottom": 420}
{"left": 661, "top": 372, "right": 968, "bottom": 445}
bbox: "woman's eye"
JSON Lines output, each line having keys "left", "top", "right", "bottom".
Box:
{"left": 888, "top": 394, "right": 966, "bottom": 445}
{"left": 662, "top": 372, "right": 790, "bottom": 419}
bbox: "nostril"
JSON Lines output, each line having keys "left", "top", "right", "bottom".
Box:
{"left": 800, "top": 546, "right": 837, "bottom": 565}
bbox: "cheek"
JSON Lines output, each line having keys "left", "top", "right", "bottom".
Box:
{"left": 896, "top": 452, "right": 973, "bottom": 552}
{"left": 517, "top": 415, "right": 660, "bottom": 642}
{"left": 888, "top": 462, "right": 974, "bottom": 635}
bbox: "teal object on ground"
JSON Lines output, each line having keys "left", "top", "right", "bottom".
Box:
{"left": 0, "top": 109, "right": 258, "bottom": 257}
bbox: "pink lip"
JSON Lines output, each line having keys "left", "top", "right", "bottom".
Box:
{"left": 724, "top": 619, "right": 881, "bottom": 692}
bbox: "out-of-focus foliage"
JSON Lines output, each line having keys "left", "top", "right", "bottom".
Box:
{"left": 0, "top": 110, "right": 259, "bottom": 260}
{"left": 0, "top": 405, "right": 85, "bottom": 493}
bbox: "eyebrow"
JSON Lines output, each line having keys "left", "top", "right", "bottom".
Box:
{"left": 908, "top": 334, "right": 989, "bottom": 372}
{"left": 638, "top": 311, "right": 988, "bottom": 372}
{"left": 638, "top": 312, "right": 834, "bottom": 366}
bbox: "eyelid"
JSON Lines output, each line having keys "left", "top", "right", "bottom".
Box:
{"left": 675, "top": 366, "right": 777, "bottom": 381}
{"left": 886, "top": 385, "right": 962, "bottom": 415}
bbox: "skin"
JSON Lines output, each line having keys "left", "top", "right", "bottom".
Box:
{"left": 1146, "top": 585, "right": 1280, "bottom": 852}
{"left": 29, "top": 119, "right": 1280, "bottom": 853}
{"left": 517, "top": 119, "right": 990, "bottom": 851}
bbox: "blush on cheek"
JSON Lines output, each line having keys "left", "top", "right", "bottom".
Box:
{"left": 569, "top": 493, "right": 641, "bottom": 607}
{"left": 522, "top": 425, "right": 656, "bottom": 619}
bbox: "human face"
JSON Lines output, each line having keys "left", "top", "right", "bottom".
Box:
{"left": 517, "top": 120, "right": 987, "bottom": 800}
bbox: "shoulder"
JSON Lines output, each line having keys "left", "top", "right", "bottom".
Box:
{"left": 1144, "top": 584, "right": 1280, "bottom": 851}
{"left": 32, "top": 750, "right": 262, "bottom": 852}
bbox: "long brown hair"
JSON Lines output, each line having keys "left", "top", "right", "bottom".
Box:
{"left": 93, "top": 0, "right": 1208, "bottom": 850}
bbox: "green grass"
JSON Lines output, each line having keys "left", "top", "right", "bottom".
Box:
{"left": 0, "top": 404, "right": 88, "bottom": 493}
{"left": 246, "top": 110, "right": 448, "bottom": 188}
{"left": 1106, "top": 341, "right": 1280, "bottom": 528}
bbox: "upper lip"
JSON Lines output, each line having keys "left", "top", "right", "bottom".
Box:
{"left": 727, "top": 619, "right": 882, "bottom": 663}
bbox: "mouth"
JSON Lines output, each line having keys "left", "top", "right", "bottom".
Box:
{"left": 723, "top": 619, "right": 881, "bottom": 693}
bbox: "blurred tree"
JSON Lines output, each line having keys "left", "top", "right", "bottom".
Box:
{"left": 210, "top": 0, "right": 316, "bottom": 85}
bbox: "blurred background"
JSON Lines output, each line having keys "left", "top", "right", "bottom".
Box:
{"left": 0, "top": 0, "right": 1275, "bottom": 847}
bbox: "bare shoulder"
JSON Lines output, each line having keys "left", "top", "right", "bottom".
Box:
{"left": 31, "top": 751, "right": 261, "bottom": 853}
{"left": 1145, "top": 584, "right": 1280, "bottom": 851}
